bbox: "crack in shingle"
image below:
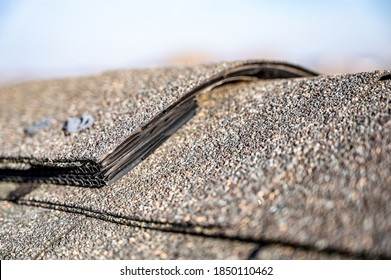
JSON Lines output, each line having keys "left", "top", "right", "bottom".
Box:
{"left": 32, "top": 222, "right": 81, "bottom": 260}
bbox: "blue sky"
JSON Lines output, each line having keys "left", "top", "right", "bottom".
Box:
{"left": 0, "top": 0, "right": 390, "bottom": 83}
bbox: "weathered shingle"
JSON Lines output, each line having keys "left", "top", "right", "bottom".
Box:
{"left": 0, "top": 61, "right": 316, "bottom": 186}
{"left": 0, "top": 201, "right": 257, "bottom": 260}
{"left": 0, "top": 62, "right": 390, "bottom": 259}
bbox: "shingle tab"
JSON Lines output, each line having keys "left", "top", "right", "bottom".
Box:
{"left": 1, "top": 69, "right": 389, "bottom": 258}
{"left": 39, "top": 216, "right": 257, "bottom": 260}
{"left": 0, "top": 201, "right": 257, "bottom": 260}
{"left": 0, "top": 61, "right": 316, "bottom": 186}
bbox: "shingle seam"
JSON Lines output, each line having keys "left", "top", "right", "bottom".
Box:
{"left": 32, "top": 221, "right": 82, "bottom": 260}
{"left": 4, "top": 198, "right": 385, "bottom": 259}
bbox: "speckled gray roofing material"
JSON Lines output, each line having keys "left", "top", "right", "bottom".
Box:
{"left": 0, "top": 62, "right": 390, "bottom": 259}
{"left": 0, "top": 201, "right": 345, "bottom": 260}
{"left": 0, "top": 201, "right": 82, "bottom": 259}
{"left": 0, "top": 61, "right": 316, "bottom": 186}
{"left": 0, "top": 201, "right": 257, "bottom": 259}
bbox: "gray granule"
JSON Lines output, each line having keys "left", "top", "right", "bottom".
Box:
{"left": 0, "top": 61, "right": 246, "bottom": 162}
{"left": 0, "top": 60, "right": 316, "bottom": 186}
{"left": 24, "top": 119, "right": 52, "bottom": 136}
{"left": 254, "top": 244, "right": 350, "bottom": 260}
{"left": 0, "top": 201, "right": 256, "bottom": 260}
{"left": 0, "top": 201, "right": 82, "bottom": 259}
{"left": 38, "top": 216, "right": 256, "bottom": 260}
{"left": 64, "top": 114, "right": 95, "bottom": 134}
{"left": 2, "top": 69, "right": 389, "bottom": 258}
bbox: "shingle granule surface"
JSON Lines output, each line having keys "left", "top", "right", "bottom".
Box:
{"left": 0, "top": 201, "right": 257, "bottom": 260}
{"left": 39, "top": 217, "right": 257, "bottom": 260}
{"left": 0, "top": 201, "right": 82, "bottom": 259}
{"left": 1, "top": 69, "right": 389, "bottom": 258}
{"left": 0, "top": 60, "right": 316, "bottom": 186}
{"left": 0, "top": 62, "right": 244, "bottom": 162}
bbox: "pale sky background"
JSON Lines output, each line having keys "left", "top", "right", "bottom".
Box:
{"left": 0, "top": 0, "right": 390, "bottom": 85}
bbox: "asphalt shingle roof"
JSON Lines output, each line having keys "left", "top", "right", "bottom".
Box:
{"left": 0, "top": 61, "right": 390, "bottom": 259}
{"left": 0, "top": 61, "right": 316, "bottom": 186}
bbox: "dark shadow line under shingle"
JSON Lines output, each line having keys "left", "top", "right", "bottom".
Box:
{"left": 4, "top": 198, "right": 387, "bottom": 260}
{"left": 6, "top": 182, "right": 39, "bottom": 201}
{"left": 247, "top": 243, "right": 264, "bottom": 260}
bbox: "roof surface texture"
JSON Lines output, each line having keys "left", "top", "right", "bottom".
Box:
{"left": 0, "top": 61, "right": 390, "bottom": 259}
{"left": 0, "top": 61, "right": 316, "bottom": 186}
